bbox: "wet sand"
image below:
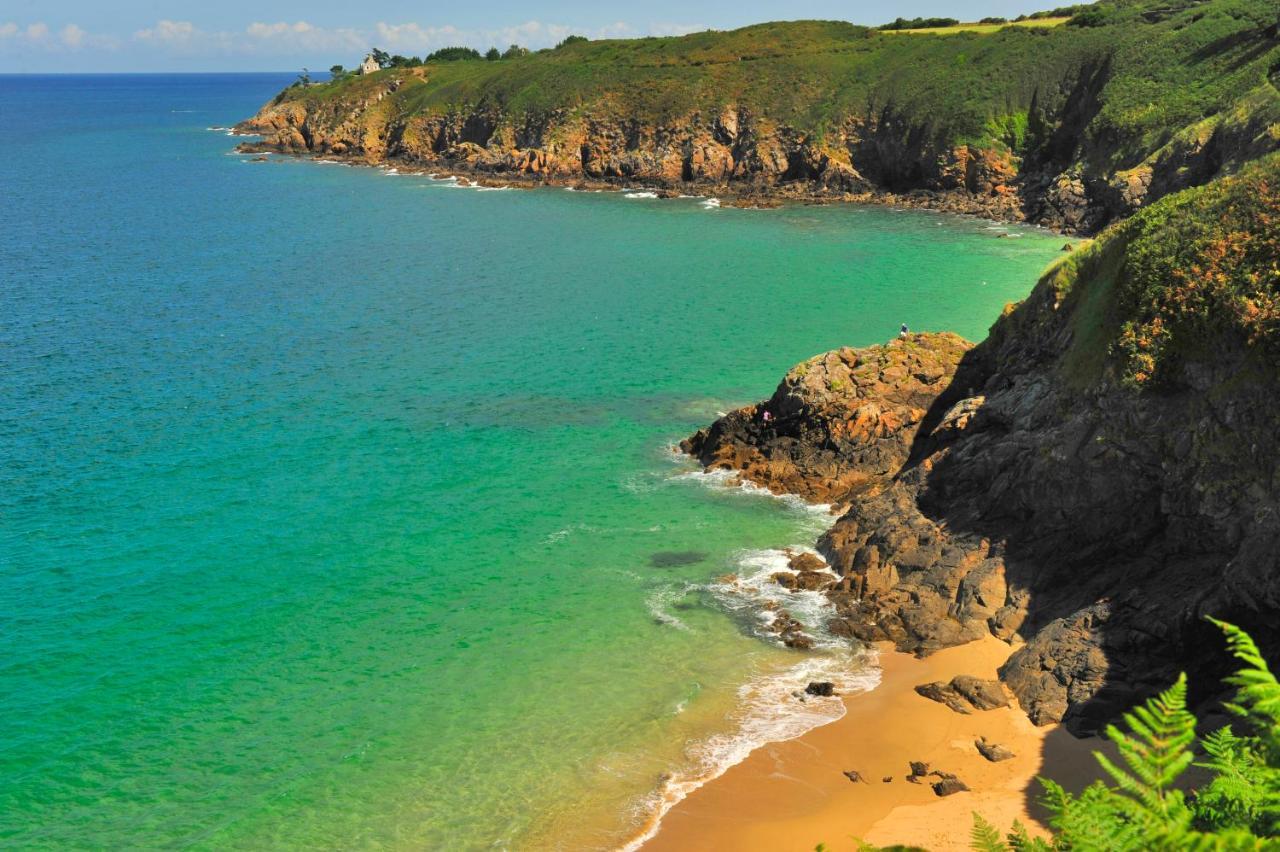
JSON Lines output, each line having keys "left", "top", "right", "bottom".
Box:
{"left": 643, "top": 636, "right": 1109, "bottom": 851}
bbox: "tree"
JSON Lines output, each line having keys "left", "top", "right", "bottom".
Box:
{"left": 484, "top": 47, "right": 500, "bottom": 61}
{"left": 501, "top": 43, "right": 529, "bottom": 59}
{"left": 555, "top": 34, "right": 589, "bottom": 49}
{"left": 425, "top": 46, "right": 482, "bottom": 62}
{"left": 328, "top": 64, "right": 347, "bottom": 81}
{"left": 370, "top": 48, "right": 392, "bottom": 69}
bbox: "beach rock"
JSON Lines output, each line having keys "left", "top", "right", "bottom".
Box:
{"left": 794, "top": 571, "right": 835, "bottom": 591}
{"left": 951, "top": 676, "right": 1010, "bottom": 710}
{"left": 769, "top": 611, "right": 815, "bottom": 649}
{"left": 842, "top": 770, "right": 869, "bottom": 783}
{"left": 931, "top": 773, "right": 970, "bottom": 796}
{"left": 976, "top": 737, "right": 1016, "bottom": 762}
{"left": 788, "top": 552, "right": 827, "bottom": 572}
{"left": 882, "top": 776, "right": 893, "bottom": 783}
{"left": 905, "top": 761, "right": 930, "bottom": 783}
{"left": 914, "top": 677, "right": 1008, "bottom": 714}
{"left": 805, "top": 681, "right": 836, "bottom": 697}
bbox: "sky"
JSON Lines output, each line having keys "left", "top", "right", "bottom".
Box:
{"left": 0, "top": 1, "right": 1066, "bottom": 72}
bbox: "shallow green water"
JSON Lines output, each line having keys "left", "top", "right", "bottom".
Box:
{"left": 0, "top": 74, "right": 1064, "bottom": 849}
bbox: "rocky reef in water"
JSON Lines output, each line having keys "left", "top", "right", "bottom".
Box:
{"left": 683, "top": 156, "right": 1280, "bottom": 735}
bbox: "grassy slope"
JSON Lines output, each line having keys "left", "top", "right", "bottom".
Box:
{"left": 286, "top": 0, "right": 1280, "bottom": 167}
{"left": 1030, "top": 151, "right": 1280, "bottom": 386}
{"left": 879, "top": 16, "right": 1070, "bottom": 34}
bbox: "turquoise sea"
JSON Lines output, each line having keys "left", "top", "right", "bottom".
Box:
{"left": 0, "top": 74, "right": 1064, "bottom": 849}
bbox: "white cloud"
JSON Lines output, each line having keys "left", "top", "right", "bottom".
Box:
{"left": 373, "top": 22, "right": 462, "bottom": 52}
{"left": 0, "top": 16, "right": 710, "bottom": 67}
{"left": 366, "top": 19, "right": 703, "bottom": 54}
{"left": 134, "top": 20, "right": 196, "bottom": 43}
{"left": 61, "top": 24, "right": 85, "bottom": 48}
{"left": 0, "top": 20, "right": 116, "bottom": 52}
{"left": 246, "top": 20, "right": 364, "bottom": 52}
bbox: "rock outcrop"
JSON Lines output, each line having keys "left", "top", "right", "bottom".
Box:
{"left": 681, "top": 334, "right": 979, "bottom": 505}
{"left": 914, "top": 676, "right": 1010, "bottom": 714}
{"left": 683, "top": 165, "right": 1280, "bottom": 734}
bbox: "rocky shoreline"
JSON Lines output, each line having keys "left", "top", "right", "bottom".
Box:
{"left": 233, "top": 134, "right": 1035, "bottom": 226}
{"left": 681, "top": 263, "right": 1279, "bottom": 737}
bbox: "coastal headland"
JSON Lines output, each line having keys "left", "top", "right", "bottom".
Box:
{"left": 235, "top": 2, "right": 1280, "bottom": 234}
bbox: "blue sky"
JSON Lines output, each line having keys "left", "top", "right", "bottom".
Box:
{"left": 1, "top": 1, "right": 1066, "bottom": 72}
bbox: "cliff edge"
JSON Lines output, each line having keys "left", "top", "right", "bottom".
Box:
{"left": 684, "top": 153, "right": 1280, "bottom": 734}
{"left": 236, "top": 1, "right": 1280, "bottom": 234}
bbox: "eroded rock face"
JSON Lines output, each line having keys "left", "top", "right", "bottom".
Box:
{"left": 685, "top": 279, "right": 1280, "bottom": 735}
{"left": 681, "top": 333, "right": 978, "bottom": 504}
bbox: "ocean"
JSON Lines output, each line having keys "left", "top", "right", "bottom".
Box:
{"left": 0, "top": 73, "right": 1064, "bottom": 849}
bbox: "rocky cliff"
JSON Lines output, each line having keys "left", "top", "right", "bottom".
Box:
{"left": 683, "top": 155, "right": 1280, "bottom": 735}
{"left": 236, "top": 2, "right": 1280, "bottom": 233}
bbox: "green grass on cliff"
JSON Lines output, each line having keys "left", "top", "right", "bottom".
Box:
{"left": 878, "top": 16, "right": 1070, "bottom": 34}
{"left": 286, "top": 0, "right": 1280, "bottom": 167}
{"left": 1047, "top": 152, "right": 1280, "bottom": 388}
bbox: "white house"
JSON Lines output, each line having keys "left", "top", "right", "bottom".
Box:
{"left": 359, "top": 54, "right": 380, "bottom": 75}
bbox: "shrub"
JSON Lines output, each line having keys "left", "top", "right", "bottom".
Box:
{"left": 878, "top": 16, "right": 960, "bottom": 31}
{"left": 425, "top": 47, "right": 482, "bottom": 62}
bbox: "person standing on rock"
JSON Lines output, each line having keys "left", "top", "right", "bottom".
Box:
{"left": 899, "top": 323, "right": 909, "bottom": 339}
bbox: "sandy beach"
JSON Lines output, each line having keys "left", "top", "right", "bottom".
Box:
{"left": 643, "top": 636, "right": 1110, "bottom": 851}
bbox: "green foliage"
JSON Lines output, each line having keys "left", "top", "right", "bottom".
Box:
{"left": 970, "top": 621, "right": 1280, "bottom": 851}
{"left": 425, "top": 47, "right": 482, "bottom": 62}
{"left": 1068, "top": 5, "right": 1120, "bottom": 27}
{"left": 502, "top": 44, "right": 530, "bottom": 59}
{"left": 878, "top": 17, "right": 961, "bottom": 31}
{"left": 1096, "top": 674, "right": 1197, "bottom": 822}
{"left": 1194, "top": 727, "right": 1279, "bottom": 835}
{"left": 971, "top": 814, "right": 1053, "bottom": 851}
{"left": 1109, "top": 154, "right": 1280, "bottom": 386}
{"left": 555, "top": 35, "right": 589, "bottom": 49}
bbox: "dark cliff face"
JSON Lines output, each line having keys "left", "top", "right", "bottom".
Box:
{"left": 684, "top": 160, "right": 1280, "bottom": 735}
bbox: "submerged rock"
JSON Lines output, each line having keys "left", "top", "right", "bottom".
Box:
{"left": 649, "top": 550, "right": 709, "bottom": 568}
{"left": 805, "top": 681, "right": 836, "bottom": 697}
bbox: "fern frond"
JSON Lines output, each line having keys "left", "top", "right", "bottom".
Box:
{"left": 970, "top": 813, "right": 1008, "bottom": 851}
{"left": 1097, "top": 673, "right": 1196, "bottom": 820}
{"left": 1005, "top": 820, "right": 1053, "bottom": 851}
{"left": 1209, "top": 619, "right": 1280, "bottom": 733}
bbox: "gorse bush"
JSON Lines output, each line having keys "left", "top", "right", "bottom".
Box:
{"left": 970, "top": 619, "right": 1280, "bottom": 851}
